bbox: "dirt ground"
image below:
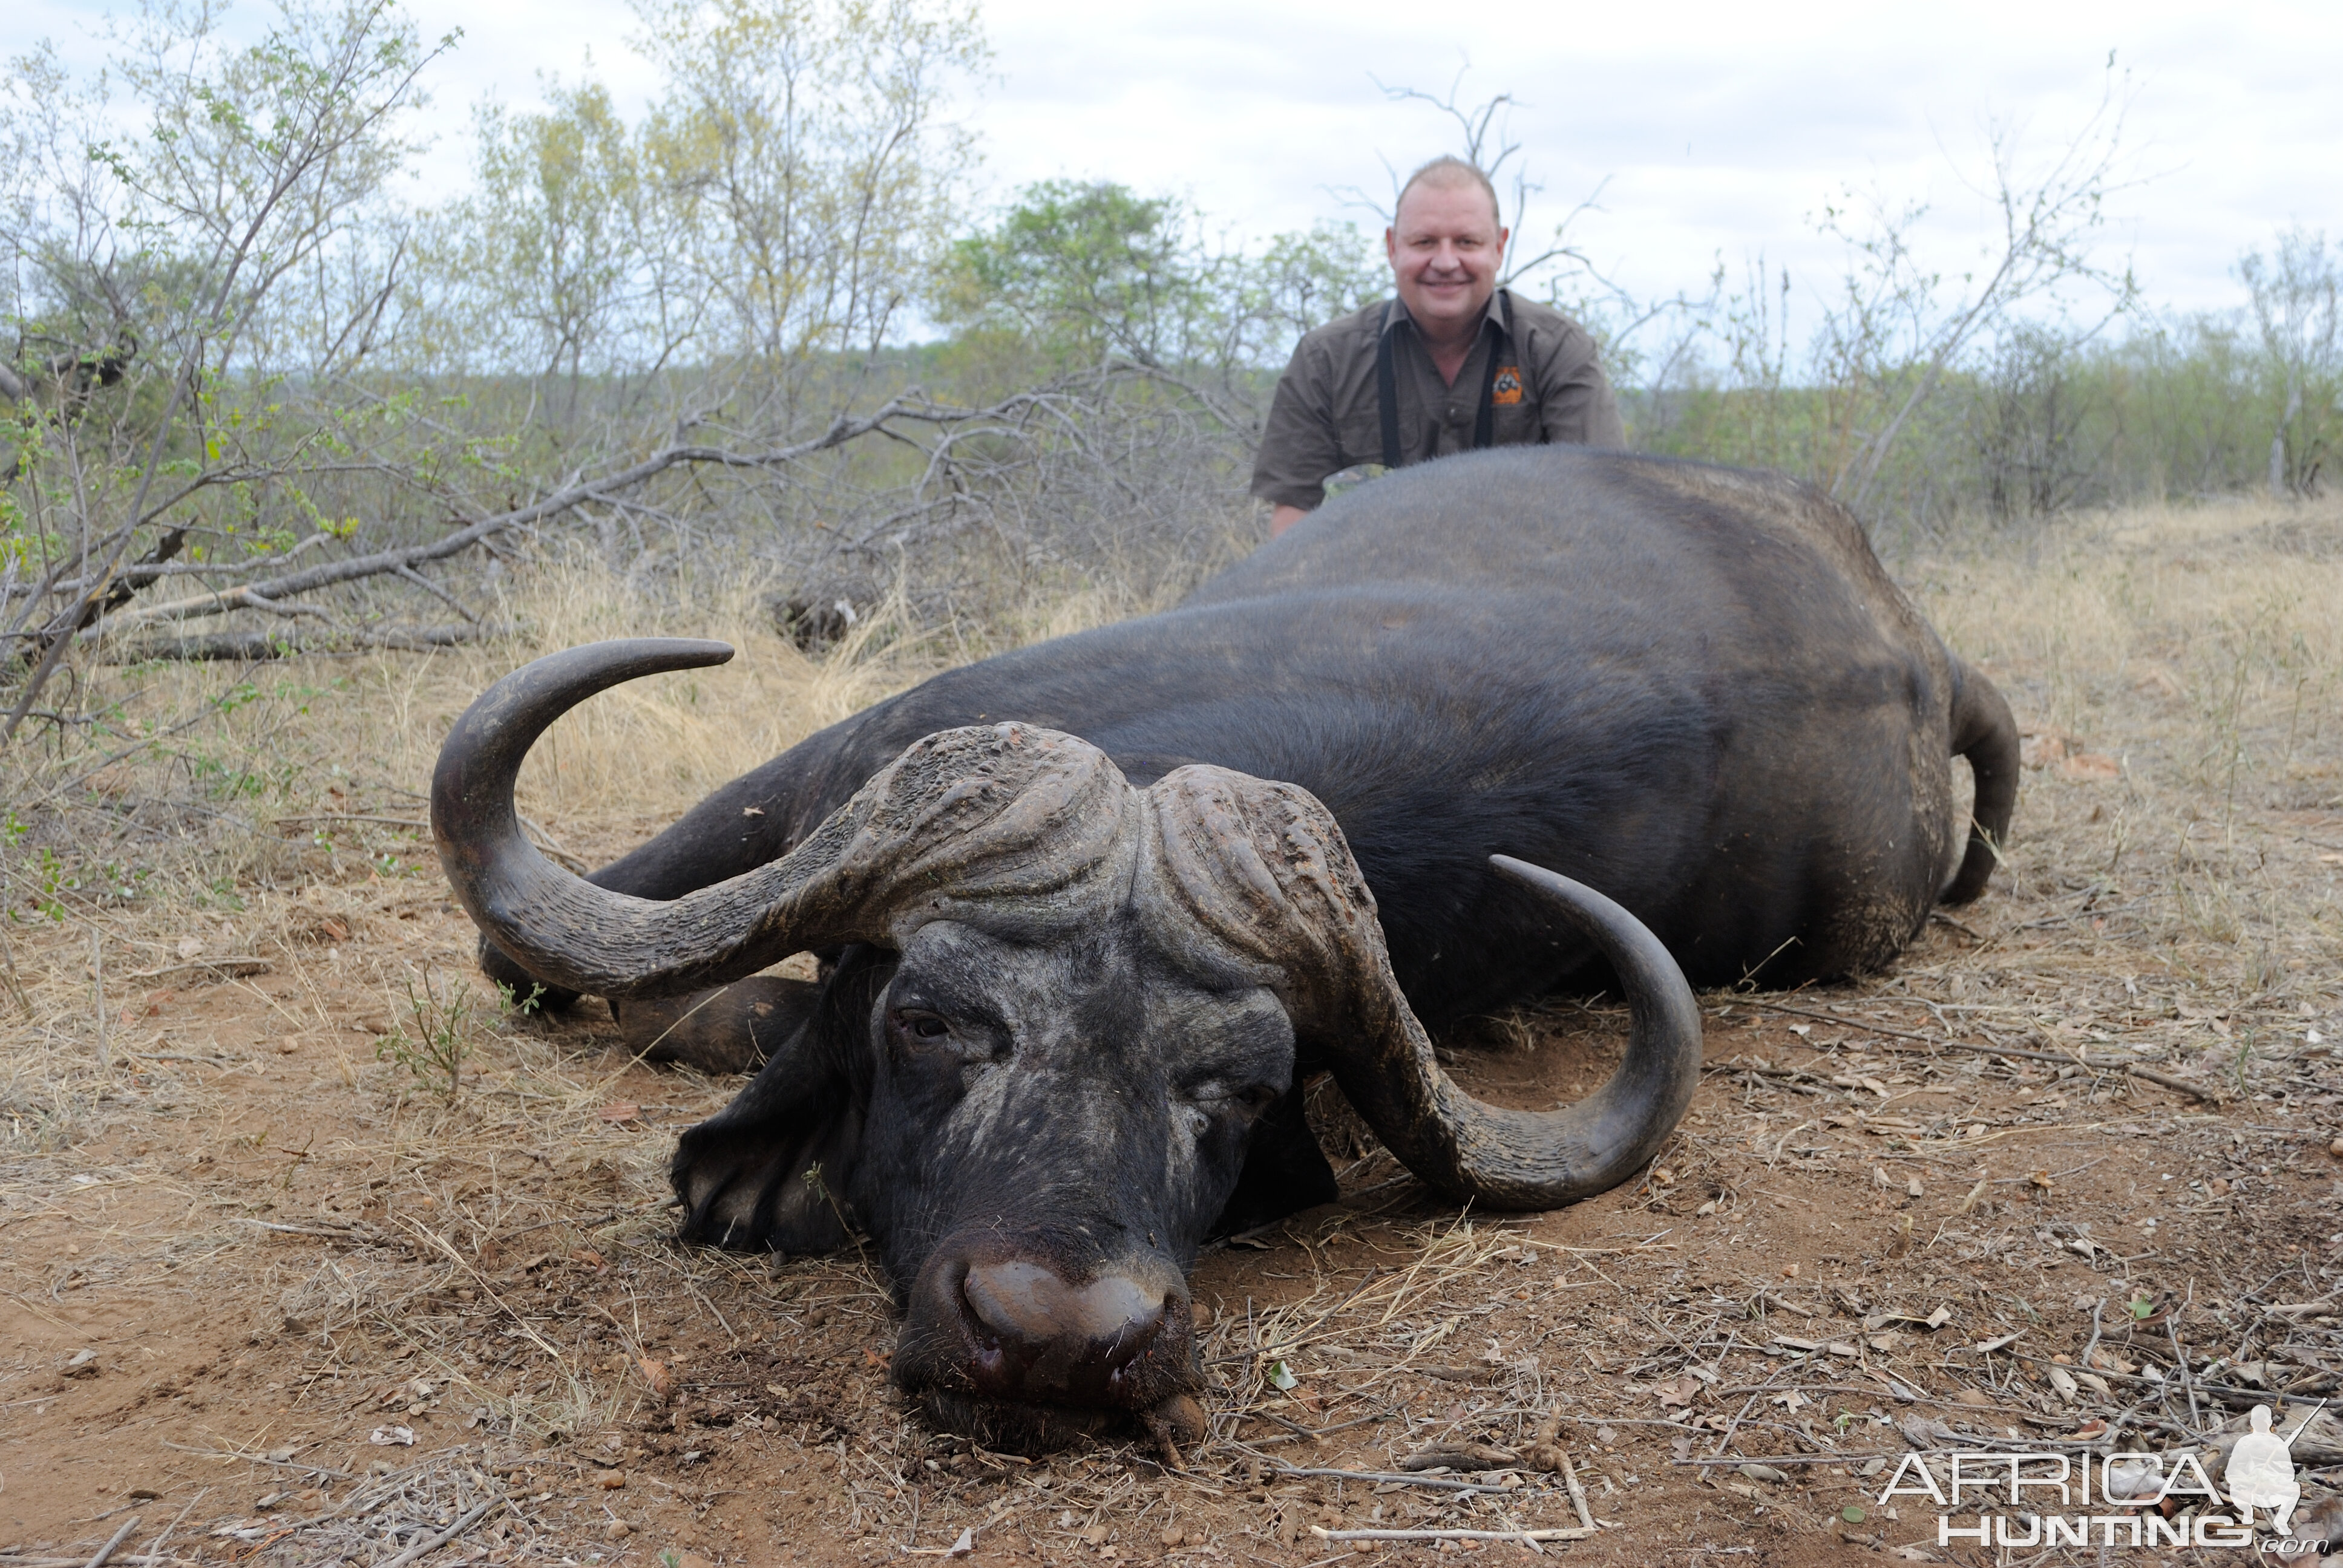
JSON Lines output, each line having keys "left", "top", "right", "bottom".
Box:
{"left": 2, "top": 500, "right": 2339, "bottom": 1567}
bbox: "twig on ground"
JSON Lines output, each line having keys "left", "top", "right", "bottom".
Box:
{"left": 80, "top": 1515, "right": 139, "bottom": 1568}
{"left": 1559, "top": 1451, "right": 1596, "bottom": 1532}
{"left": 375, "top": 1498, "right": 503, "bottom": 1568}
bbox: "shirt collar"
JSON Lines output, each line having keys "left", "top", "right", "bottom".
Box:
{"left": 1383, "top": 287, "right": 1507, "bottom": 338}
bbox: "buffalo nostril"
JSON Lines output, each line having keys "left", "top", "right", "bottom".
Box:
{"left": 961, "top": 1261, "right": 1175, "bottom": 1374}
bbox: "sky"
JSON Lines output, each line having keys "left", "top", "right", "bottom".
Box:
{"left": 19, "top": 0, "right": 2343, "bottom": 336}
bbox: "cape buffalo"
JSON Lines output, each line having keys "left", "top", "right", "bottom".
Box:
{"left": 431, "top": 446, "right": 2017, "bottom": 1451}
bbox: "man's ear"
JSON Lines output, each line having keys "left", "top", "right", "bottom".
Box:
{"left": 670, "top": 949, "right": 888, "bottom": 1255}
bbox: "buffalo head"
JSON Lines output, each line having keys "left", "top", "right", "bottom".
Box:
{"left": 431, "top": 639, "right": 1702, "bottom": 1451}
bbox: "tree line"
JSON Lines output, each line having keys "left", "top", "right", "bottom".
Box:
{"left": 2, "top": 0, "right": 2336, "bottom": 737}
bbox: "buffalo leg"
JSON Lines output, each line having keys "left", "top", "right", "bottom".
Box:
{"left": 1208, "top": 1085, "right": 1339, "bottom": 1236}
{"left": 614, "top": 975, "right": 821, "bottom": 1075}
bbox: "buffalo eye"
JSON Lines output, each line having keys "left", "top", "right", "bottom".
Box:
{"left": 1185, "top": 1080, "right": 1280, "bottom": 1119}
{"left": 891, "top": 1009, "right": 952, "bottom": 1042}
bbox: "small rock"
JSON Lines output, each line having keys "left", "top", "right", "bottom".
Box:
{"left": 256, "top": 1490, "right": 290, "bottom": 1511}
{"left": 671, "top": 1555, "right": 716, "bottom": 1568}
{"left": 604, "top": 1520, "right": 632, "bottom": 1541}
{"left": 595, "top": 1469, "right": 626, "bottom": 1489}
{"left": 62, "top": 1348, "right": 99, "bottom": 1378}
{"left": 1161, "top": 1526, "right": 1185, "bottom": 1547}
{"left": 1738, "top": 1463, "right": 1792, "bottom": 1484}
{"left": 127, "top": 1487, "right": 162, "bottom": 1501}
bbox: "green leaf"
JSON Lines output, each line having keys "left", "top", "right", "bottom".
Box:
{"left": 1841, "top": 1505, "right": 1867, "bottom": 1524}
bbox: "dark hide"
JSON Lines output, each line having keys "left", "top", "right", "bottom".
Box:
{"left": 469, "top": 447, "right": 2016, "bottom": 1446}
{"left": 497, "top": 449, "right": 2013, "bottom": 1023}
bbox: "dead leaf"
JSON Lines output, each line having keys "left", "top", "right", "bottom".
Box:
{"left": 637, "top": 1356, "right": 671, "bottom": 1402}
{"left": 1654, "top": 1374, "right": 1703, "bottom": 1408}
{"left": 597, "top": 1103, "right": 641, "bottom": 1123}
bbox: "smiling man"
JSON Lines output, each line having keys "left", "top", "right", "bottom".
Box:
{"left": 1252, "top": 156, "right": 1626, "bottom": 535}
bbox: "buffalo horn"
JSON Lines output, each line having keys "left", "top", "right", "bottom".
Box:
{"left": 431, "top": 639, "right": 1135, "bottom": 1001}
{"left": 1138, "top": 770, "right": 1702, "bottom": 1209}
{"left": 1322, "top": 857, "right": 1702, "bottom": 1209}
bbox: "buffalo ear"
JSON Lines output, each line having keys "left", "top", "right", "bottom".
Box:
{"left": 670, "top": 954, "right": 882, "bottom": 1255}
{"left": 1209, "top": 1084, "right": 1339, "bottom": 1238}
{"left": 617, "top": 976, "right": 821, "bottom": 1076}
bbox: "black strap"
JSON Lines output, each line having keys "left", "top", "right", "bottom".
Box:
{"left": 1378, "top": 290, "right": 1515, "bottom": 472}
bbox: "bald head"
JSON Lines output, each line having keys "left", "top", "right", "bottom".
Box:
{"left": 1395, "top": 156, "right": 1502, "bottom": 229}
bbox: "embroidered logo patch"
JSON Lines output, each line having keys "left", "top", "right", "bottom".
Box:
{"left": 1492, "top": 366, "right": 1524, "bottom": 405}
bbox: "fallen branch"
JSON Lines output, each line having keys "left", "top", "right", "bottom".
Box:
{"left": 82, "top": 1515, "right": 140, "bottom": 1568}
{"left": 124, "top": 956, "right": 270, "bottom": 982}
{"left": 105, "top": 622, "right": 503, "bottom": 663}
{"left": 87, "top": 390, "right": 1063, "bottom": 642}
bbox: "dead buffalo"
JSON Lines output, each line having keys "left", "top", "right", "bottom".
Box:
{"left": 431, "top": 446, "right": 2016, "bottom": 1451}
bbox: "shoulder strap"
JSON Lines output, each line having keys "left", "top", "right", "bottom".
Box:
{"left": 1472, "top": 289, "right": 1515, "bottom": 451}
{"left": 1377, "top": 299, "right": 1402, "bottom": 471}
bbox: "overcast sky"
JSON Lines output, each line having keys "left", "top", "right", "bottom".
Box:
{"left": 23, "top": 0, "right": 2343, "bottom": 333}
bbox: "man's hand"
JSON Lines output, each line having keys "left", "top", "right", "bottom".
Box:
{"left": 1270, "top": 505, "right": 1308, "bottom": 537}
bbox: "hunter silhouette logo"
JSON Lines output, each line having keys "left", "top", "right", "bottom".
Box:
{"left": 1875, "top": 1403, "right": 2328, "bottom": 1550}
{"left": 2229, "top": 1403, "right": 2307, "bottom": 1534}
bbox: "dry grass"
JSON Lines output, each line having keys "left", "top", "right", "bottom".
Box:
{"left": 0, "top": 494, "right": 2338, "bottom": 1566}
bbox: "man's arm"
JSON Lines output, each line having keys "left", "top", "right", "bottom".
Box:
{"left": 1251, "top": 336, "right": 1345, "bottom": 521}
{"left": 1531, "top": 316, "right": 1628, "bottom": 448}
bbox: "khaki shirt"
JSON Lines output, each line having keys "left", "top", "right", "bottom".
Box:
{"left": 1250, "top": 290, "right": 1627, "bottom": 512}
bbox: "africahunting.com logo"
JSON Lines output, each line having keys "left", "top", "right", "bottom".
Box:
{"left": 1877, "top": 1403, "right": 2324, "bottom": 1553}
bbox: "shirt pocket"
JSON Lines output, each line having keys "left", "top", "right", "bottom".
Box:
{"left": 1492, "top": 395, "right": 1546, "bottom": 447}
{"left": 1334, "top": 407, "right": 1388, "bottom": 469}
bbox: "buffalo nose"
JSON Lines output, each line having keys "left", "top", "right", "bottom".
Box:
{"left": 960, "top": 1259, "right": 1179, "bottom": 1401}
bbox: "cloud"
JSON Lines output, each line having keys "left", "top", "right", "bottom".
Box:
{"left": 17, "top": 0, "right": 2340, "bottom": 320}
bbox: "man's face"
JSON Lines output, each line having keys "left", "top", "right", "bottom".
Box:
{"left": 1385, "top": 180, "right": 1508, "bottom": 338}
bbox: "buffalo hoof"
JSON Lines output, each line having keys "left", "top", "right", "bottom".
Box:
{"left": 616, "top": 976, "right": 821, "bottom": 1075}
